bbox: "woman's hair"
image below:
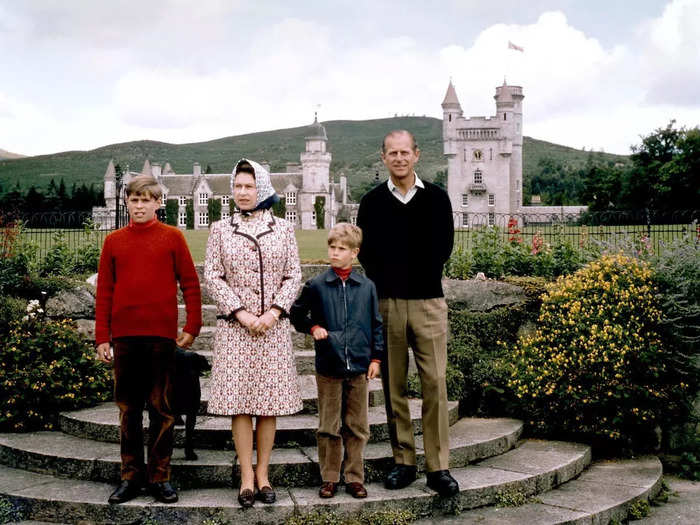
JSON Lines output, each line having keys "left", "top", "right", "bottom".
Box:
{"left": 235, "top": 160, "right": 256, "bottom": 177}
{"left": 125, "top": 175, "right": 162, "bottom": 200}
{"left": 327, "top": 223, "right": 362, "bottom": 250}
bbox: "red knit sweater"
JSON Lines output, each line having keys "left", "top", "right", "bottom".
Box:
{"left": 95, "top": 219, "right": 202, "bottom": 345}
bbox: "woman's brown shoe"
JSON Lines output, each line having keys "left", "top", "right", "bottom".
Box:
{"left": 256, "top": 485, "right": 276, "bottom": 504}
{"left": 318, "top": 481, "right": 337, "bottom": 498}
{"left": 345, "top": 482, "right": 368, "bottom": 499}
{"left": 238, "top": 488, "right": 255, "bottom": 508}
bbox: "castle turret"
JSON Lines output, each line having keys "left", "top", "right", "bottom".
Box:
{"left": 103, "top": 159, "right": 116, "bottom": 210}
{"left": 494, "top": 81, "right": 524, "bottom": 211}
{"left": 442, "top": 80, "right": 462, "bottom": 157}
{"left": 300, "top": 114, "right": 332, "bottom": 229}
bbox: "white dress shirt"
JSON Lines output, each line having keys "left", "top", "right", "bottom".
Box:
{"left": 387, "top": 173, "right": 424, "bottom": 204}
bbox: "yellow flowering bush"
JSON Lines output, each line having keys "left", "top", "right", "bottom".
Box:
{"left": 0, "top": 306, "right": 111, "bottom": 432}
{"left": 507, "top": 253, "right": 693, "bottom": 451}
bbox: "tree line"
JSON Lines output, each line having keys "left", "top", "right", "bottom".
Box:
{"left": 0, "top": 178, "right": 104, "bottom": 213}
{"left": 529, "top": 121, "right": 699, "bottom": 213}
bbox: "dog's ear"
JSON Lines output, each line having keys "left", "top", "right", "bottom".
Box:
{"left": 197, "top": 353, "right": 211, "bottom": 373}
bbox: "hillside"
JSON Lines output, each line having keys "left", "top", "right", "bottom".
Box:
{"left": 0, "top": 148, "right": 26, "bottom": 161}
{"left": 0, "top": 117, "right": 628, "bottom": 202}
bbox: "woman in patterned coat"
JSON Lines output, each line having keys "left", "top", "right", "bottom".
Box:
{"left": 204, "top": 158, "right": 303, "bottom": 507}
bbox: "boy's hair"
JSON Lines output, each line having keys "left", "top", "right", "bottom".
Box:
{"left": 328, "top": 223, "right": 362, "bottom": 250}
{"left": 125, "top": 175, "right": 162, "bottom": 200}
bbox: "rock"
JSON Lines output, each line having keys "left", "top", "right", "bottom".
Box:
{"left": 443, "top": 278, "right": 527, "bottom": 311}
{"left": 45, "top": 287, "right": 96, "bottom": 319}
{"left": 75, "top": 319, "right": 96, "bottom": 340}
{"left": 474, "top": 272, "right": 487, "bottom": 281}
{"left": 86, "top": 273, "right": 98, "bottom": 287}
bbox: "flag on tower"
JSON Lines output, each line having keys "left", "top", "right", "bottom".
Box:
{"left": 508, "top": 40, "right": 524, "bottom": 52}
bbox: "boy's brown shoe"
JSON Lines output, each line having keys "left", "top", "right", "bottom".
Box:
{"left": 318, "top": 481, "right": 338, "bottom": 498}
{"left": 345, "top": 482, "right": 368, "bottom": 499}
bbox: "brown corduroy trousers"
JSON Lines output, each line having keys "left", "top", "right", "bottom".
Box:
{"left": 379, "top": 297, "right": 450, "bottom": 472}
{"left": 315, "top": 372, "right": 370, "bottom": 484}
{"left": 113, "top": 336, "right": 176, "bottom": 483}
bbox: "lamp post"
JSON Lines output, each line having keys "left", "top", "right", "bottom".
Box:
{"left": 115, "top": 164, "right": 124, "bottom": 229}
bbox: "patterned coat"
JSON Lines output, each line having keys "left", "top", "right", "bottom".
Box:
{"left": 204, "top": 210, "right": 303, "bottom": 416}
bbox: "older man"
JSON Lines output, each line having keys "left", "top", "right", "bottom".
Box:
{"left": 356, "top": 130, "right": 458, "bottom": 496}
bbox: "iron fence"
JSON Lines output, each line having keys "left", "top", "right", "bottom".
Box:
{"left": 454, "top": 209, "right": 700, "bottom": 255}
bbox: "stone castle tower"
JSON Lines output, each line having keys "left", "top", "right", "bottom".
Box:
{"left": 442, "top": 80, "right": 524, "bottom": 227}
{"left": 299, "top": 114, "right": 332, "bottom": 229}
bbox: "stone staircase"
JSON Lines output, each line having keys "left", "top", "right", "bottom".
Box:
{"left": 0, "top": 301, "right": 663, "bottom": 524}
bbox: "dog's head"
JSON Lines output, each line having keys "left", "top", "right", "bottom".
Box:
{"left": 175, "top": 347, "right": 211, "bottom": 375}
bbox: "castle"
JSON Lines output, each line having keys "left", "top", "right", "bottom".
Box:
{"left": 92, "top": 116, "right": 358, "bottom": 230}
{"left": 442, "top": 80, "right": 587, "bottom": 226}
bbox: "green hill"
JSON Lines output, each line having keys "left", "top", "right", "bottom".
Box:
{"left": 0, "top": 117, "right": 628, "bottom": 203}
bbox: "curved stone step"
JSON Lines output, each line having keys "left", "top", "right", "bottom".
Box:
{"left": 58, "top": 400, "right": 460, "bottom": 449}
{"left": 0, "top": 417, "right": 523, "bottom": 489}
{"left": 418, "top": 456, "right": 663, "bottom": 524}
{"left": 198, "top": 375, "right": 385, "bottom": 415}
{"left": 0, "top": 439, "right": 590, "bottom": 523}
{"left": 188, "top": 325, "right": 312, "bottom": 354}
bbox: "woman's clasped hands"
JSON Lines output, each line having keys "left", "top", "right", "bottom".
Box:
{"left": 235, "top": 309, "right": 280, "bottom": 336}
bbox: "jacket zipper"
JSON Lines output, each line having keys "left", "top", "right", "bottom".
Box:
{"left": 342, "top": 280, "right": 349, "bottom": 370}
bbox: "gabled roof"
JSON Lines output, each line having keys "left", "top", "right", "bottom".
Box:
{"left": 163, "top": 162, "right": 175, "bottom": 174}
{"left": 141, "top": 159, "right": 152, "bottom": 176}
{"left": 206, "top": 175, "right": 231, "bottom": 195}
{"left": 159, "top": 175, "right": 197, "bottom": 195}
{"left": 270, "top": 173, "right": 303, "bottom": 194}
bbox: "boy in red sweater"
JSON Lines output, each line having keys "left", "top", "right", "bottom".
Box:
{"left": 95, "top": 175, "right": 202, "bottom": 505}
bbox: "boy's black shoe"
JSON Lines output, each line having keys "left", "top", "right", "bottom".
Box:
{"left": 426, "top": 470, "right": 460, "bottom": 497}
{"left": 149, "top": 481, "right": 179, "bottom": 503}
{"left": 108, "top": 480, "right": 142, "bottom": 504}
{"left": 384, "top": 464, "right": 417, "bottom": 489}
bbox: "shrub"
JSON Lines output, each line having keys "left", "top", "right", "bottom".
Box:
{"left": 0, "top": 303, "right": 111, "bottom": 432}
{"left": 444, "top": 245, "right": 471, "bottom": 279}
{"left": 40, "top": 231, "right": 73, "bottom": 276}
{"left": 507, "top": 254, "right": 694, "bottom": 453}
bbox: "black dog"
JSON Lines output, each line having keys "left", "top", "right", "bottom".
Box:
{"left": 172, "top": 347, "right": 211, "bottom": 460}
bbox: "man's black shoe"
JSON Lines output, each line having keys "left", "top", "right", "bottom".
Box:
{"left": 108, "top": 480, "right": 142, "bottom": 504}
{"left": 384, "top": 464, "right": 417, "bottom": 490}
{"left": 149, "top": 481, "right": 179, "bottom": 503}
{"left": 426, "top": 470, "right": 459, "bottom": 497}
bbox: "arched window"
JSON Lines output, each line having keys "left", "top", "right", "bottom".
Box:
{"left": 473, "top": 149, "right": 482, "bottom": 161}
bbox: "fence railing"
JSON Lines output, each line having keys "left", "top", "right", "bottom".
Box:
{"left": 454, "top": 209, "right": 699, "bottom": 255}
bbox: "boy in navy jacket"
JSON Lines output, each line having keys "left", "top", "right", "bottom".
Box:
{"left": 290, "top": 223, "right": 383, "bottom": 499}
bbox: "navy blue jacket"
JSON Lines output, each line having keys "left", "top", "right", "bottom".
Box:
{"left": 290, "top": 268, "right": 384, "bottom": 378}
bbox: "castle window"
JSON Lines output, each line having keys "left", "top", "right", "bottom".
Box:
{"left": 197, "top": 212, "right": 209, "bottom": 226}
{"left": 473, "top": 149, "right": 482, "bottom": 161}
{"left": 198, "top": 193, "right": 209, "bottom": 206}
{"left": 462, "top": 213, "right": 469, "bottom": 227}
{"left": 161, "top": 193, "right": 167, "bottom": 207}
{"left": 351, "top": 215, "right": 357, "bottom": 226}
{"left": 179, "top": 196, "right": 187, "bottom": 206}
{"left": 221, "top": 195, "right": 229, "bottom": 206}
{"left": 474, "top": 170, "right": 483, "bottom": 184}
{"left": 286, "top": 192, "right": 297, "bottom": 206}
{"left": 504, "top": 113, "right": 507, "bottom": 120}
{"left": 449, "top": 114, "right": 452, "bottom": 122}
{"left": 462, "top": 194, "right": 468, "bottom": 207}
{"left": 490, "top": 148, "right": 493, "bottom": 160}
{"left": 221, "top": 210, "right": 230, "bottom": 221}
{"left": 312, "top": 210, "right": 316, "bottom": 224}
{"left": 178, "top": 212, "right": 186, "bottom": 227}
{"left": 488, "top": 212, "right": 495, "bottom": 226}
{"left": 488, "top": 194, "right": 495, "bottom": 206}
{"left": 285, "top": 211, "right": 297, "bottom": 223}
{"left": 463, "top": 148, "right": 468, "bottom": 162}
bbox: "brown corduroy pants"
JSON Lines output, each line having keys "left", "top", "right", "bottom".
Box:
{"left": 379, "top": 297, "right": 450, "bottom": 472}
{"left": 113, "top": 336, "right": 176, "bottom": 483}
{"left": 315, "top": 372, "right": 370, "bottom": 484}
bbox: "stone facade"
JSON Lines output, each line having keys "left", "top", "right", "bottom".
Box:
{"left": 92, "top": 117, "right": 358, "bottom": 230}
{"left": 442, "top": 81, "right": 587, "bottom": 228}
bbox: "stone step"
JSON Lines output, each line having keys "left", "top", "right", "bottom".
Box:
{"left": 0, "top": 417, "right": 523, "bottom": 489}
{"left": 0, "top": 439, "right": 592, "bottom": 523}
{"left": 58, "top": 399, "right": 460, "bottom": 449}
{"left": 197, "top": 375, "right": 386, "bottom": 415}
{"left": 416, "top": 456, "right": 663, "bottom": 524}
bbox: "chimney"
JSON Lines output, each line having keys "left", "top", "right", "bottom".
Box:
{"left": 193, "top": 162, "right": 201, "bottom": 177}
{"left": 152, "top": 163, "right": 162, "bottom": 178}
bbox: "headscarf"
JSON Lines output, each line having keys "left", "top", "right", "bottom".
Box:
{"left": 231, "top": 158, "right": 279, "bottom": 213}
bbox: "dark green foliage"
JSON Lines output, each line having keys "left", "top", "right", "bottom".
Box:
{"left": 272, "top": 196, "right": 286, "bottom": 218}
{"left": 208, "top": 198, "right": 222, "bottom": 223}
{"left": 314, "top": 196, "right": 325, "bottom": 229}
{"left": 165, "top": 198, "right": 179, "bottom": 226}
{"left": 185, "top": 200, "right": 194, "bottom": 229}
{"left": 0, "top": 310, "right": 112, "bottom": 432}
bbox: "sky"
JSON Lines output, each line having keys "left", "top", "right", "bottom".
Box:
{"left": 1, "top": 0, "right": 699, "bottom": 157}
